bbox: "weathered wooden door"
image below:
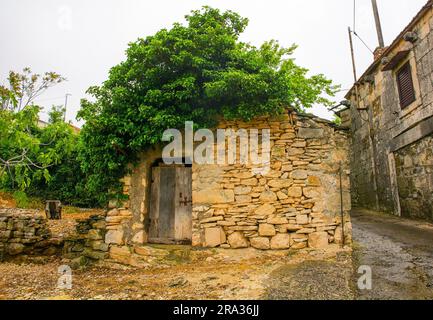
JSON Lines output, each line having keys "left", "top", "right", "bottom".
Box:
{"left": 149, "top": 166, "right": 192, "bottom": 244}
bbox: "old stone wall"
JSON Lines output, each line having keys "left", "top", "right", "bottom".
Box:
{"left": 0, "top": 208, "right": 109, "bottom": 266}
{"left": 395, "top": 133, "right": 433, "bottom": 220}
{"left": 74, "top": 215, "right": 109, "bottom": 261}
{"left": 0, "top": 209, "right": 56, "bottom": 260}
{"left": 346, "top": 6, "right": 433, "bottom": 217}
{"left": 106, "top": 110, "right": 351, "bottom": 259}
{"left": 192, "top": 112, "right": 351, "bottom": 250}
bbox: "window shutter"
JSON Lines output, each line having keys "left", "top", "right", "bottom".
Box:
{"left": 396, "top": 62, "right": 416, "bottom": 109}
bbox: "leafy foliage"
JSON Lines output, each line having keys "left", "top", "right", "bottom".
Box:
{"left": 0, "top": 68, "right": 66, "bottom": 189}
{"left": 0, "top": 69, "right": 98, "bottom": 207}
{"left": 27, "top": 107, "right": 99, "bottom": 207}
{"left": 78, "top": 7, "right": 339, "bottom": 204}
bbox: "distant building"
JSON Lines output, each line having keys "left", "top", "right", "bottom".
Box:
{"left": 37, "top": 119, "right": 80, "bottom": 134}
{"left": 37, "top": 119, "right": 49, "bottom": 129}
{"left": 68, "top": 123, "right": 81, "bottom": 134}
{"left": 340, "top": 0, "right": 433, "bottom": 220}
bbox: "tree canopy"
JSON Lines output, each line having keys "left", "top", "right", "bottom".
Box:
{"left": 78, "top": 6, "right": 338, "bottom": 205}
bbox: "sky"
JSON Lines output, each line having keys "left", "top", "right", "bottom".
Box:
{"left": 0, "top": 0, "right": 428, "bottom": 126}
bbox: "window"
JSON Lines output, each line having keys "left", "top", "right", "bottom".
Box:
{"left": 396, "top": 62, "right": 416, "bottom": 109}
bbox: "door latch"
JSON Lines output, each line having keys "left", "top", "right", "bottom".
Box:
{"left": 179, "top": 192, "right": 192, "bottom": 206}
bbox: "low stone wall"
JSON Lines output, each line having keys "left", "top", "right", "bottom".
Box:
{"left": 75, "top": 215, "right": 109, "bottom": 261}
{"left": 0, "top": 208, "right": 109, "bottom": 266}
{"left": 0, "top": 209, "right": 59, "bottom": 261}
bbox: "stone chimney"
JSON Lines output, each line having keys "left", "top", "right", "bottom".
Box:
{"left": 374, "top": 46, "right": 388, "bottom": 60}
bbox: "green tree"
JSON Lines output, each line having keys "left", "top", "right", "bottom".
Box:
{"left": 0, "top": 68, "right": 65, "bottom": 189}
{"left": 79, "top": 7, "right": 339, "bottom": 205}
{"left": 28, "top": 106, "right": 98, "bottom": 207}
{"left": 0, "top": 104, "right": 42, "bottom": 189}
{"left": 0, "top": 69, "right": 98, "bottom": 206}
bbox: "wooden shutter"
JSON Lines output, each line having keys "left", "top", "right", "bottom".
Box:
{"left": 396, "top": 62, "right": 416, "bottom": 109}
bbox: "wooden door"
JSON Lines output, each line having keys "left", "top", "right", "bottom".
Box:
{"left": 175, "top": 167, "right": 192, "bottom": 241}
{"left": 149, "top": 166, "right": 192, "bottom": 244}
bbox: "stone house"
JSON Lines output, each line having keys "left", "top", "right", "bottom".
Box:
{"left": 340, "top": 0, "right": 433, "bottom": 220}
{"left": 103, "top": 109, "right": 352, "bottom": 257}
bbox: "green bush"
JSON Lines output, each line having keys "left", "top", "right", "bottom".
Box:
{"left": 11, "top": 191, "right": 43, "bottom": 209}
{"left": 12, "top": 190, "right": 29, "bottom": 208}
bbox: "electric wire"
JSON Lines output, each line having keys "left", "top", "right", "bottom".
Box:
{"left": 353, "top": 31, "right": 375, "bottom": 54}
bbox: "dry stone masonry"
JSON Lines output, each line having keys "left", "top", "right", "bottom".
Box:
{"left": 75, "top": 215, "right": 109, "bottom": 261}
{"left": 0, "top": 208, "right": 55, "bottom": 260}
{"left": 192, "top": 112, "right": 352, "bottom": 250}
{"left": 0, "top": 209, "right": 108, "bottom": 266}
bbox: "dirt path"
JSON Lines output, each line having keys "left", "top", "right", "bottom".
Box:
{"left": 351, "top": 208, "right": 433, "bottom": 300}
{"left": 0, "top": 247, "right": 354, "bottom": 300}
{"left": 0, "top": 249, "right": 280, "bottom": 300}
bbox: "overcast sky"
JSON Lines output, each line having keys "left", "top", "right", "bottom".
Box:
{"left": 0, "top": 0, "right": 428, "bottom": 126}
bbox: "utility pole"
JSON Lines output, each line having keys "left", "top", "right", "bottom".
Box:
{"left": 348, "top": 27, "right": 357, "bottom": 83}
{"left": 64, "top": 93, "right": 71, "bottom": 122}
{"left": 371, "top": 0, "right": 385, "bottom": 48}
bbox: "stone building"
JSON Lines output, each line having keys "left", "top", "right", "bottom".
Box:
{"left": 104, "top": 109, "right": 352, "bottom": 257}
{"left": 340, "top": 0, "right": 433, "bottom": 220}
